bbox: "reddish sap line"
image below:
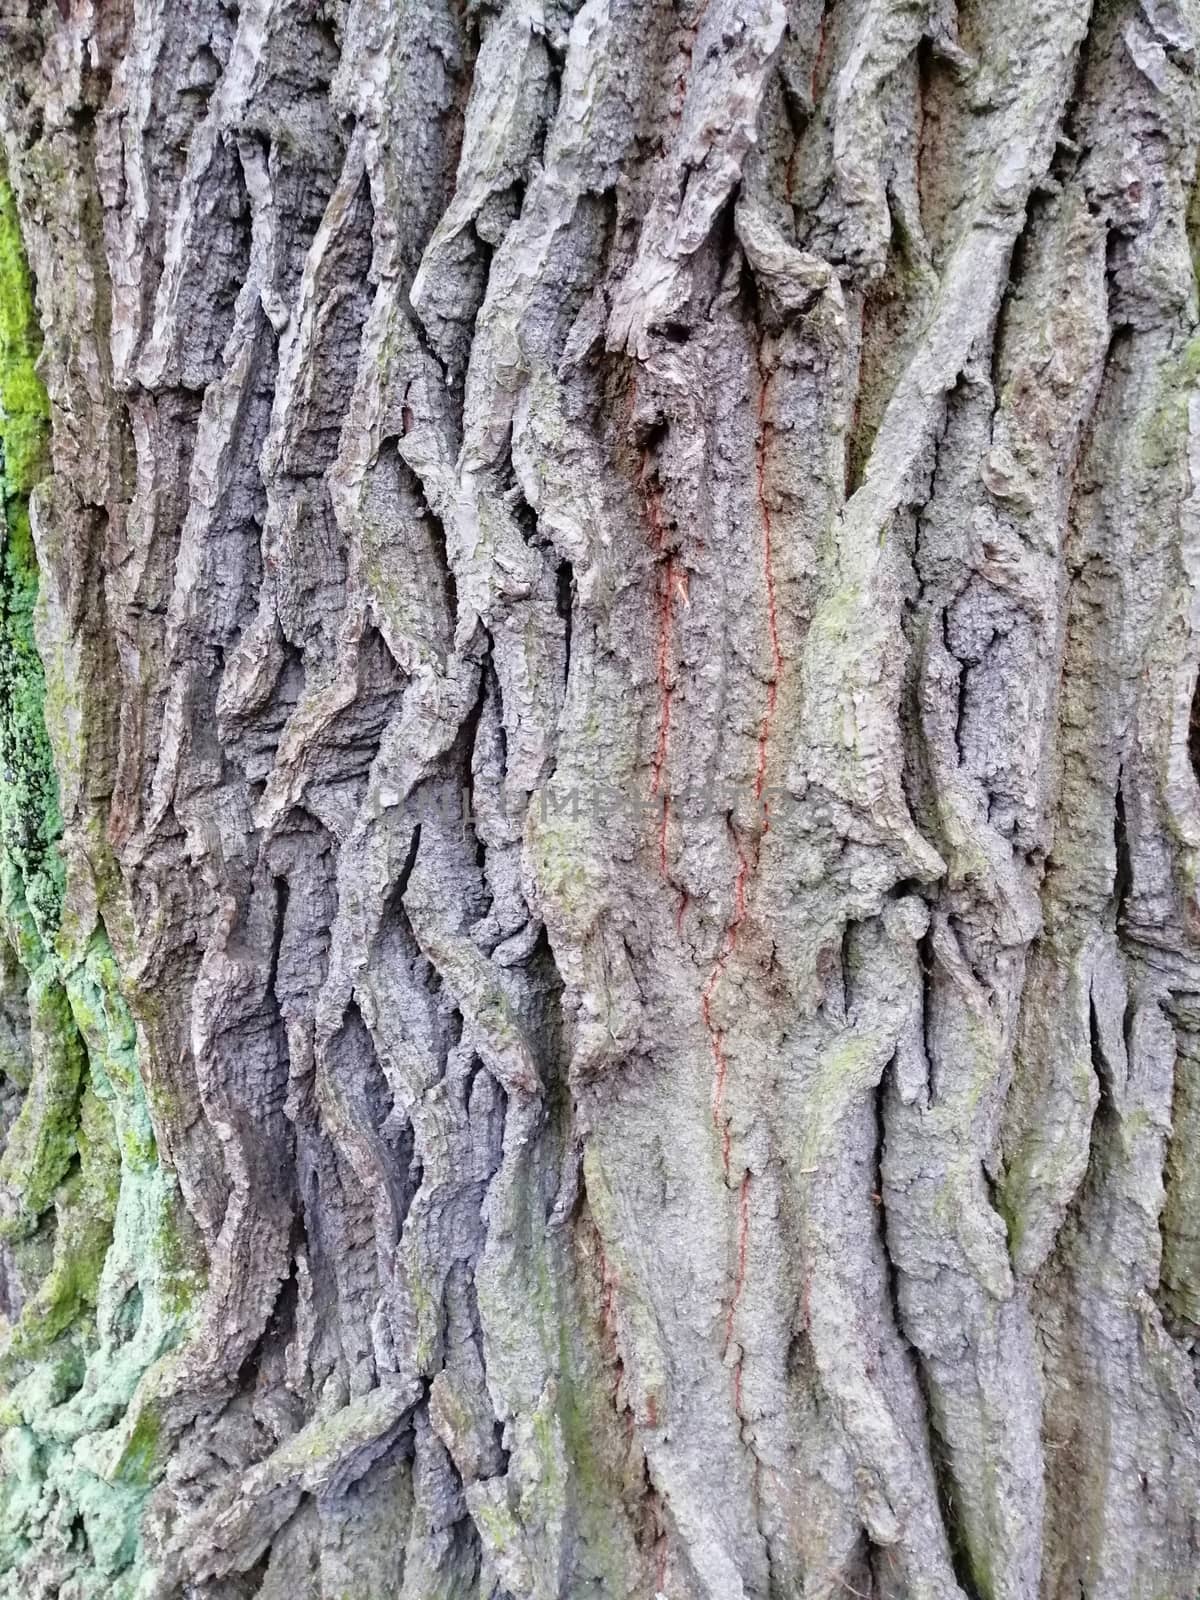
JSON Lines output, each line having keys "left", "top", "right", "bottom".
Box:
{"left": 753, "top": 370, "right": 782, "bottom": 812}
{"left": 725, "top": 1171, "right": 752, "bottom": 1417}
{"left": 810, "top": 7, "right": 831, "bottom": 112}
{"left": 705, "top": 362, "right": 779, "bottom": 1174}
{"left": 705, "top": 1020, "right": 732, "bottom": 1177}
{"left": 670, "top": 7, "right": 705, "bottom": 122}
{"left": 597, "top": 1233, "right": 640, "bottom": 1438}
{"left": 652, "top": 557, "right": 675, "bottom": 806}
{"left": 703, "top": 829, "right": 750, "bottom": 1179}
{"left": 702, "top": 362, "right": 780, "bottom": 1433}
{"left": 627, "top": 367, "right": 677, "bottom": 881}
{"left": 640, "top": 458, "right": 675, "bottom": 876}
{"left": 598, "top": 1239, "right": 617, "bottom": 1339}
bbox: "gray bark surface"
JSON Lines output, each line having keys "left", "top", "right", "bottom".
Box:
{"left": 0, "top": 0, "right": 1199, "bottom": 1596}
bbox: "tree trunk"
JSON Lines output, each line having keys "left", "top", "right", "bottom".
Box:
{"left": 0, "top": 0, "right": 1198, "bottom": 1596}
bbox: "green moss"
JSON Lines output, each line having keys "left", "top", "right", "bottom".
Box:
{"left": 502, "top": 1170, "right": 642, "bottom": 1592}
{"left": 0, "top": 178, "right": 59, "bottom": 966}
{"left": 4, "top": 1085, "right": 118, "bottom": 1365}
{"left": 150, "top": 1205, "right": 203, "bottom": 1320}
{"left": 112, "top": 1404, "right": 161, "bottom": 1489}
{"left": 0, "top": 179, "right": 49, "bottom": 501}
{"left": 0, "top": 974, "right": 85, "bottom": 1235}
{"left": 551, "top": 1355, "right": 638, "bottom": 1588}
{"left": 0, "top": 161, "right": 199, "bottom": 1598}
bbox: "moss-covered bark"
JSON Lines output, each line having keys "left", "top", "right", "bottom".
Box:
{"left": 0, "top": 161, "right": 199, "bottom": 1600}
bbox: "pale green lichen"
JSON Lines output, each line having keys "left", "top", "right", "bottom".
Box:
{"left": 0, "top": 164, "right": 202, "bottom": 1599}
{"left": 1138, "top": 334, "right": 1200, "bottom": 472}
{"left": 472, "top": 1128, "right": 646, "bottom": 1597}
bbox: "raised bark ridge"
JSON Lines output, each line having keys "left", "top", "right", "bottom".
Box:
{"left": 0, "top": 2, "right": 1198, "bottom": 1598}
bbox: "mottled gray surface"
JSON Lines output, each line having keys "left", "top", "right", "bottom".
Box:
{"left": 1, "top": 0, "right": 1200, "bottom": 1595}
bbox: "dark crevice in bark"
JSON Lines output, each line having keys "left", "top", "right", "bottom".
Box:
{"left": 459, "top": 663, "right": 493, "bottom": 882}
{"left": 1061, "top": 2, "right": 1101, "bottom": 159}
{"left": 401, "top": 443, "right": 459, "bottom": 627}
{"left": 1088, "top": 990, "right": 1116, "bottom": 1130}
{"left": 267, "top": 871, "right": 288, "bottom": 1001}
{"left": 503, "top": 459, "right": 542, "bottom": 551}
{"left": 400, "top": 279, "right": 457, "bottom": 401}
{"left": 991, "top": 191, "right": 1048, "bottom": 408}
{"left": 556, "top": 558, "right": 574, "bottom": 688}
{"left": 241, "top": 1549, "right": 271, "bottom": 1595}
{"left": 946, "top": 612, "right": 969, "bottom": 771}
{"left": 919, "top": 923, "right": 938, "bottom": 1105}
{"left": 1188, "top": 668, "right": 1200, "bottom": 789}
{"left": 836, "top": 920, "right": 854, "bottom": 1021}
{"left": 1062, "top": 330, "right": 1123, "bottom": 590}
{"left": 382, "top": 826, "right": 431, "bottom": 1000}
{"left": 1112, "top": 771, "right": 1132, "bottom": 936}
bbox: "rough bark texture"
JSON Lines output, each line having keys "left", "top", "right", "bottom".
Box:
{"left": 0, "top": 0, "right": 1199, "bottom": 1596}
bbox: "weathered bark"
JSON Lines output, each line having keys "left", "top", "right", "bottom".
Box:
{"left": 0, "top": 0, "right": 1199, "bottom": 1595}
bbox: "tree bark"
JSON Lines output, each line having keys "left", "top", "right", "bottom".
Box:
{"left": 0, "top": 0, "right": 1199, "bottom": 1596}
